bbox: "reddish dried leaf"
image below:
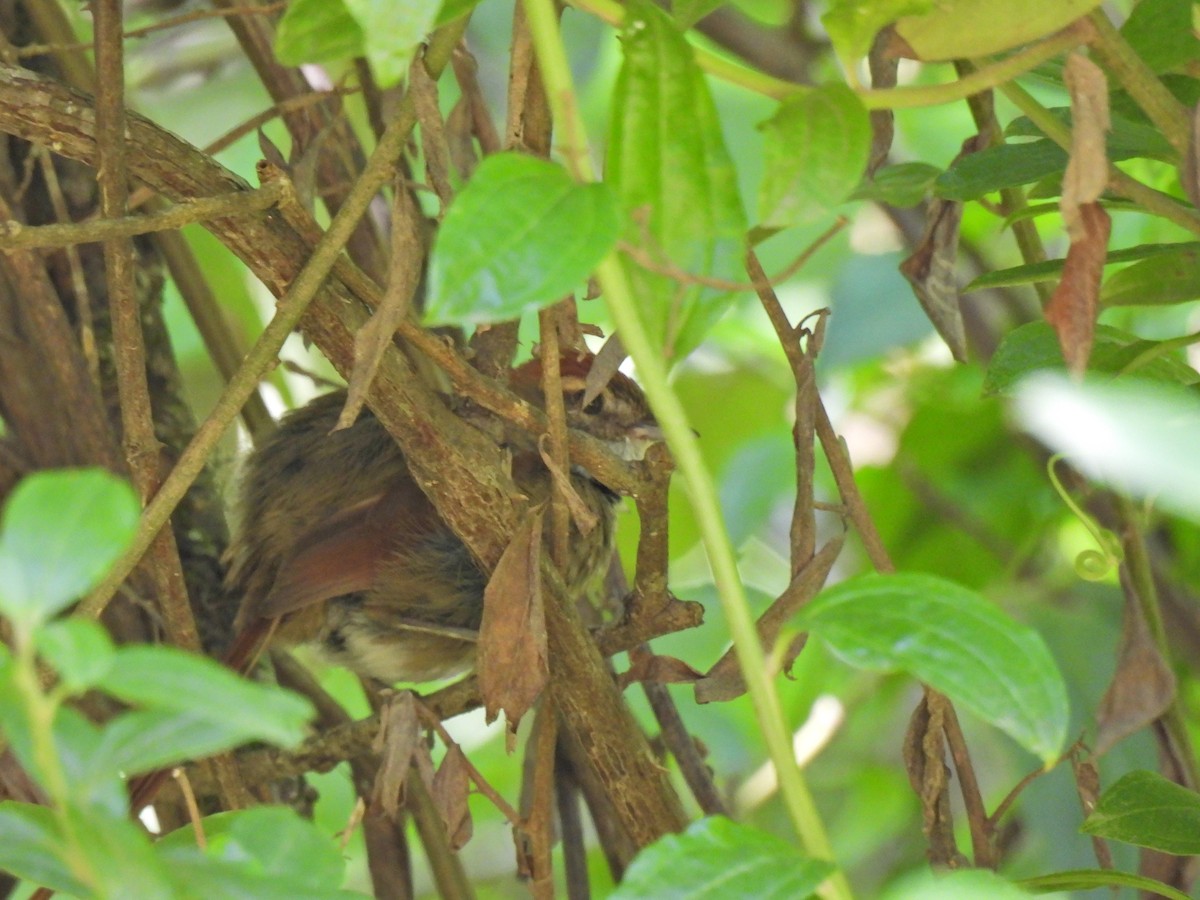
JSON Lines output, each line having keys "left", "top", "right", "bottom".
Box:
{"left": 372, "top": 691, "right": 421, "bottom": 818}
{"left": 1071, "top": 756, "right": 1114, "bottom": 870}
{"left": 432, "top": 744, "right": 474, "bottom": 850}
{"left": 1045, "top": 202, "right": 1111, "bottom": 375}
{"left": 477, "top": 508, "right": 548, "bottom": 725}
{"left": 1095, "top": 595, "right": 1176, "bottom": 756}
{"left": 1061, "top": 52, "right": 1110, "bottom": 237}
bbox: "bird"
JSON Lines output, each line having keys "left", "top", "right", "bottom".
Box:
{"left": 221, "top": 352, "right": 662, "bottom": 683}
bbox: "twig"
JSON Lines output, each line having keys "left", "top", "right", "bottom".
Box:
{"left": 0, "top": 182, "right": 286, "bottom": 249}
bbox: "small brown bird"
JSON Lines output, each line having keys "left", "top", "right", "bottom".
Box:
{"left": 222, "top": 353, "right": 661, "bottom": 683}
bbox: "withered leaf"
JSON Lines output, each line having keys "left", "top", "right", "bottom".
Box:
{"left": 582, "top": 335, "right": 626, "bottom": 409}
{"left": 1061, "top": 52, "right": 1110, "bottom": 237}
{"left": 898, "top": 126, "right": 992, "bottom": 364}
{"left": 1045, "top": 202, "right": 1111, "bottom": 376}
{"left": 432, "top": 744, "right": 474, "bottom": 850}
{"left": 695, "top": 534, "right": 842, "bottom": 704}
{"left": 1095, "top": 589, "right": 1176, "bottom": 756}
{"left": 371, "top": 691, "right": 421, "bottom": 819}
{"left": 537, "top": 436, "right": 599, "bottom": 535}
{"left": 336, "top": 189, "right": 424, "bottom": 431}
{"left": 478, "top": 507, "right": 548, "bottom": 726}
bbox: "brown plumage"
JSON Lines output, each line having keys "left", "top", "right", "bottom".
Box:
{"left": 223, "top": 354, "right": 660, "bottom": 683}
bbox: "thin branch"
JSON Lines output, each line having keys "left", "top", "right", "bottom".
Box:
{"left": 0, "top": 182, "right": 286, "bottom": 249}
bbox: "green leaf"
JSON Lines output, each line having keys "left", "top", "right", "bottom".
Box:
{"left": 159, "top": 807, "right": 347, "bottom": 893}
{"left": 1015, "top": 375, "right": 1200, "bottom": 522}
{"left": 426, "top": 153, "right": 621, "bottom": 325}
{"left": 1081, "top": 770, "right": 1200, "bottom": 854}
{"left": 92, "top": 709, "right": 273, "bottom": 777}
{"left": 984, "top": 322, "right": 1200, "bottom": 395}
{"left": 821, "top": 0, "right": 932, "bottom": 78}
{"left": 0, "top": 802, "right": 85, "bottom": 896}
{"left": 797, "top": 573, "right": 1069, "bottom": 765}
{"left": 0, "top": 469, "right": 139, "bottom": 630}
{"left": 882, "top": 867, "right": 1032, "bottom": 898}
{"left": 275, "top": 0, "right": 364, "bottom": 67}
{"left": 1006, "top": 110, "right": 1176, "bottom": 161}
{"left": 891, "top": 0, "right": 1102, "bottom": 61}
{"left": 35, "top": 619, "right": 114, "bottom": 693}
{"left": 1020, "top": 867, "right": 1192, "bottom": 899}
{"left": 158, "top": 846, "right": 362, "bottom": 900}
{"left": 97, "top": 644, "right": 313, "bottom": 748}
{"left": 228, "top": 807, "right": 348, "bottom": 889}
{"left": 966, "top": 241, "right": 1200, "bottom": 291}
{"left": 609, "top": 0, "right": 748, "bottom": 361}
{"left": 758, "top": 85, "right": 870, "bottom": 227}
{"left": 938, "top": 125, "right": 1168, "bottom": 199}
{"left": 935, "top": 140, "right": 1066, "bottom": 201}
{"left": 1101, "top": 251, "right": 1200, "bottom": 306}
{"left": 1120, "top": 0, "right": 1200, "bottom": 74}
{"left": 344, "top": 0, "right": 441, "bottom": 87}
{"left": 851, "top": 162, "right": 942, "bottom": 208}
{"left": 611, "top": 816, "right": 834, "bottom": 899}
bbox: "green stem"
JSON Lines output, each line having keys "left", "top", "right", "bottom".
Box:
{"left": 11, "top": 640, "right": 98, "bottom": 891}
{"left": 1087, "top": 9, "right": 1189, "bottom": 156}
{"left": 565, "top": 0, "right": 1084, "bottom": 110}
{"left": 998, "top": 80, "right": 1200, "bottom": 236}
{"left": 520, "top": 0, "right": 851, "bottom": 897}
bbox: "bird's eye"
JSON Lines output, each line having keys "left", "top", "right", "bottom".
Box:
{"left": 583, "top": 394, "right": 605, "bottom": 414}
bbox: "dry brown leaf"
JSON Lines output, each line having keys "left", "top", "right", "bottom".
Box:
{"left": 695, "top": 534, "right": 842, "bottom": 704}
{"left": 336, "top": 188, "right": 424, "bottom": 431}
{"left": 1095, "top": 589, "right": 1176, "bottom": 756}
{"left": 477, "top": 507, "right": 549, "bottom": 725}
{"left": 1045, "top": 202, "right": 1111, "bottom": 376}
{"left": 446, "top": 97, "right": 479, "bottom": 181}
{"left": 899, "top": 192, "right": 968, "bottom": 362}
{"left": 537, "top": 435, "right": 599, "bottom": 535}
{"left": 371, "top": 691, "right": 421, "bottom": 818}
{"left": 432, "top": 744, "right": 474, "bottom": 850}
{"left": 582, "top": 334, "right": 627, "bottom": 408}
{"left": 1071, "top": 755, "right": 1114, "bottom": 870}
{"left": 1061, "top": 52, "right": 1110, "bottom": 237}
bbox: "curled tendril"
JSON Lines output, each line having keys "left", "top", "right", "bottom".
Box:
{"left": 1047, "top": 455, "right": 1124, "bottom": 582}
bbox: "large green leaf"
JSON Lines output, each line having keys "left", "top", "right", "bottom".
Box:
{"left": 758, "top": 84, "right": 870, "bottom": 227}
{"left": 891, "top": 0, "right": 1101, "bottom": 61}
{"left": 1081, "top": 770, "right": 1200, "bottom": 854}
{"left": 984, "top": 322, "right": 1200, "bottom": 395}
{"left": 275, "top": 0, "right": 364, "bottom": 66}
{"left": 97, "top": 644, "right": 313, "bottom": 749}
{"left": 1014, "top": 374, "right": 1200, "bottom": 522}
{"left": 797, "top": 573, "right": 1069, "bottom": 765}
{"left": 0, "top": 469, "right": 139, "bottom": 630}
{"left": 0, "top": 802, "right": 84, "bottom": 896}
{"left": 1120, "top": 0, "right": 1200, "bottom": 73}
{"left": 426, "top": 153, "right": 621, "bottom": 325}
{"left": 344, "top": 0, "right": 442, "bottom": 87}
{"left": 608, "top": 0, "right": 747, "bottom": 361}
{"left": 610, "top": 816, "right": 833, "bottom": 899}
